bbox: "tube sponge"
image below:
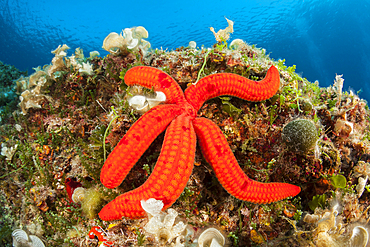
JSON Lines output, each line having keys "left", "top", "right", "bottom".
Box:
{"left": 141, "top": 198, "right": 187, "bottom": 244}
{"left": 282, "top": 119, "right": 318, "bottom": 153}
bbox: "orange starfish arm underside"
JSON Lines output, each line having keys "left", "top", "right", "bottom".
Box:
{"left": 185, "top": 65, "right": 280, "bottom": 112}
{"left": 100, "top": 104, "right": 182, "bottom": 189}
{"left": 193, "top": 117, "right": 301, "bottom": 203}
{"left": 99, "top": 114, "right": 196, "bottom": 220}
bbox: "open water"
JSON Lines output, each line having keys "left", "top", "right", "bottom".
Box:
{"left": 1, "top": 0, "right": 369, "bottom": 101}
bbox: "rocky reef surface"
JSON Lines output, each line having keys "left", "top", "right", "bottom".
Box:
{"left": 1, "top": 20, "right": 370, "bottom": 247}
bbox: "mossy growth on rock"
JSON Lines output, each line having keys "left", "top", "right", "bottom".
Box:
{"left": 282, "top": 119, "right": 318, "bottom": 153}
{"left": 80, "top": 188, "right": 103, "bottom": 219}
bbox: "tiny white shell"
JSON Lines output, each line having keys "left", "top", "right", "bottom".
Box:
{"left": 15, "top": 124, "right": 22, "bottom": 132}
{"left": 357, "top": 176, "right": 368, "bottom": 198}
{"left": 72, "top": 187, "right": 86, "bottom": 203}
{"left": 198, "top": 228, "right": 225, "bottom": 247}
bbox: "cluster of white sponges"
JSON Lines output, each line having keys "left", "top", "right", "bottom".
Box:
{"left": 303, "top": 204, "right": 369, "bottom": 247}
{"left": 14, "top": 44, "right": 99, "bottom": 115}
{"left": 141, "top": 198, "right": 187, "bottom": 246}
{"left": 140, "top": 198, "right": 226, "bottom": 247}
{"left": 103, "top": 26, "right": 150, "bottom": 55}
{"left": 1, "top": 143, "right": 18, "bottom": 160}
{"left": 49, "top": 45, "right": 97, "bottom": 78}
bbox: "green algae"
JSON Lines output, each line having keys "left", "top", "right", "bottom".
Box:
{"left": 330, "top": 174, "right": 347, "bottom": 189}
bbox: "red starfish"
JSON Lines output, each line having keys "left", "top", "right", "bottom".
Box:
{"left": 99, "top": 65, "right": 301, "bottom": 220}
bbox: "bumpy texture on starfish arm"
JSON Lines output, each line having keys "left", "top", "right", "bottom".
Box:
{"left": 101, "top": 104, "right": 182, "bottom": 188}
{"left": 193, "top": 117, "right": 301, "bottom": 203}
{"left": 99, "top": 114, "right": 196, "bottom": 220}
{"left": 185, "top": 65, "right": 280, "bottom": 112}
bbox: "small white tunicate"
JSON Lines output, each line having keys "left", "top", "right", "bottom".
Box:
{"left": 128, "top": 91, "right": 166, "bottom": 113}
{"left": 128, "top": 95, "right": 149, "bottom": 112}
{"left": 147, "top": 91, "right": 166, "bottom": 108}
{"left": 141, "top": 198, "right": 188, "bottom": 244}
{"left": 15, "top": 124, "right": 22, "bottom": 131}
{"left": 1, "top": 143, "right": 18, "bottom": 161}
{"left": 229, "top": 39, "right": 247, "bottom": 50}
{"left": 141, "top": 198, "right": 164, "bottom": 217}
{"left": 78, "top": 62, "right": 94, "bottom": 76}
{"left": 89, "top": 51, "right": 100, "bottom": 59}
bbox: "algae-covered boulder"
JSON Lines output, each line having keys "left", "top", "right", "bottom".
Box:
{"left": 282, "top": 119, "right": 318, "bottom": 153}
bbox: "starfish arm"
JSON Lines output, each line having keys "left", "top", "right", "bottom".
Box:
{"left": 185, "top": 65, "right": 280, "bottom": 112}
{"left": 124, "top": 66, "right": 186, "bottom": 104}
{"left": 100, "top": 104, "right": 182, "bottom": 189}
{"left": 99, "top": 114, "right": 196, "bottom": 220}
{"left": 193, "top": 117, "right": 301, "bottom": 204}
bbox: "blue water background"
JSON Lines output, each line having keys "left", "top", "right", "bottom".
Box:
{"left": 1, "top": 0, "right": 369, "bottom": 101}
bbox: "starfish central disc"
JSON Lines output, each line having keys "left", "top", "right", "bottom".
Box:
{"left": 99, "top": 65, "right": 301, "bottom": 220}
